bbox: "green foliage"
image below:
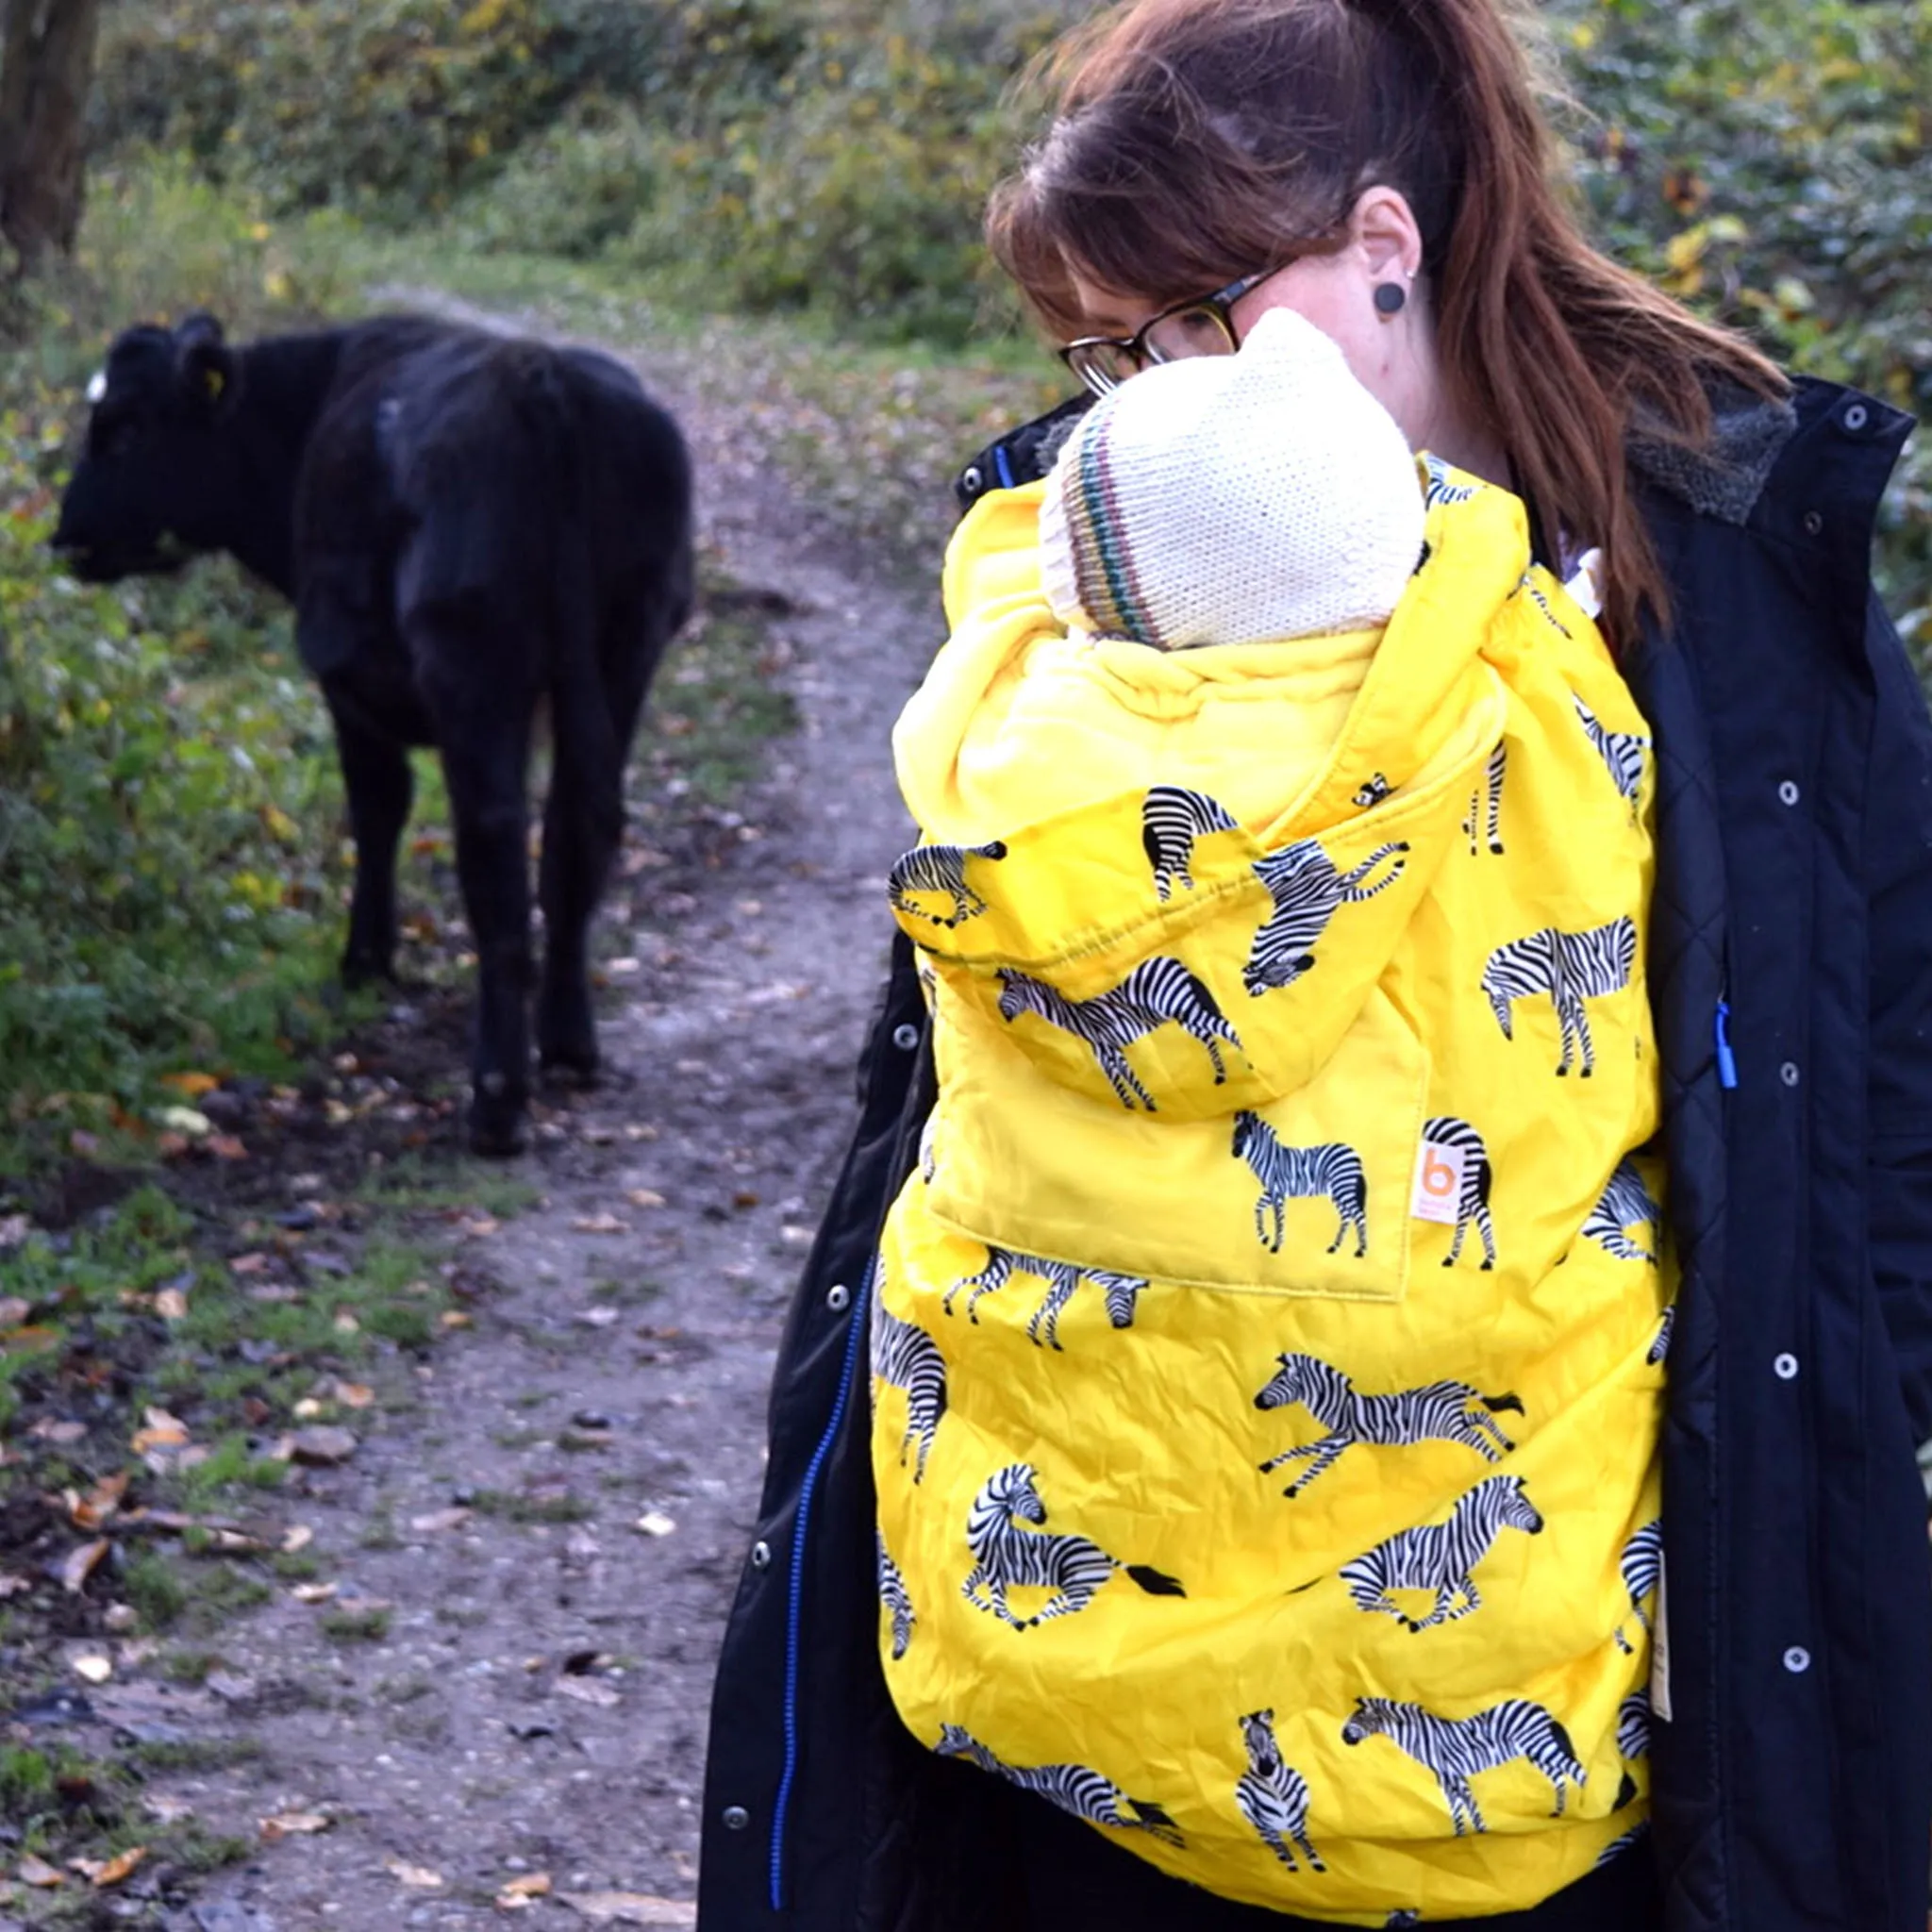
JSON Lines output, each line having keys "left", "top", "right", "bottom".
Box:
{"left": 1554, "top": 0, "right": 1932, "bottom": 645}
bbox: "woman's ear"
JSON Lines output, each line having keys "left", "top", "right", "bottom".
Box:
{"left": 1349, "top": 186, "right": 1424, "bottom": 288}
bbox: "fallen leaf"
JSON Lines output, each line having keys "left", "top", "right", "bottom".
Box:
{"left": 0, "top": 1574, "right": 31, "bottom": 1598}
{"left": 58, "top": 1541, "right": 109, "bottom": 1593}
{"left": 441, "top": 1310, "right": 473, "bottom": 1329}
{"left": 292, "top": 1397, "right": 324, "bottom": 1420}
{"left": 408, "top": 1507, "right": 472, "bottom": 1534}
{"left": 206, "top": 1670, "right": 258, "bottom": 1704}
{"left": 18, "top": 1854, "right": 62, "bottom": 1888}
{"left": 154, "top": 1287, "right": 190, "bottom": 1321}
{"left": 131, "top": 1407, "right": 190, "bottom": 1453}
{"left": 71, "top": 1654, "right": 113, "bottom": 1684}
{"left": 259, "top": 1810, "right": 332, "bottom": 1840}
{"left": 625, "top": 1190, "right": 666, "bottom": 1209}
{"left": 497, "top": 1873, "right": 553, "bottom": 1907}
{"left": 142, "top": 1793, "right": 195, "bottom": 1823}
{"left": 208, "top": 1134, "right": 249, "bottom": 1162}
{"left": 555, "top": 1676, "right": 620, "bottom": 1708}
{"left": 0, "top": 1296, "right": 29, "bottom": 1325}
{"left": 332, "top": 1311, "right": 359, "bottom": 1335}
{"left": 291, "top": 1583, "right": 338, "bottom": 1605}
{"left": 103, "top": 1604, "right": 137, "bottom": 1631}
{"left": 160, "top": 1072, "right": 220, "bottom": 1098}
{"left": 634, "top": 1512, "right": 676, "bottom": 1539}
{"left": 572, "top": 1214, "right": 630, "bottom": 1235}
{"left": 458, "top": 1215, "right": 500, "bottom": 1238}
{"left": 228, "top": 1252, "right": 273, "bottom": 1275}
{"left": 69, "top": 1472, "right": 130, "bottom": 1530}
{"left": 31, "top": 1417, "right": 87, "bottom": 1444}
{"left": 557, "top": 1894, "right": 695, "bottom": 1925}
{"left": 288, "top": 1426, "right": 358, "bottom": 1468}
{"left": 385, "top": 1858, "right": 443, "bottom": 1889}
{"left": 336, "top": 1381, "right": 375, "bottom": 1408}
{"left": 281, "top": 1524, "right": 314, "bottom": 1554}
{"left": 158, "top": 1107, "right": 211, "bottom": 1138}
{"left": 88, "top": 1846, "right": 145, "bottom": 1888}
{"left": 157, "top": 1131, "right": 192, "bottom": 1159}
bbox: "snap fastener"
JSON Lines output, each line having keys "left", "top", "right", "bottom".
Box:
{"left": 1802, "top": 510, "right": 1824, "bottom": 537}
{"left": 960, "top": 464, "right": 983, "bottom": 494}
{"left": 1780, "top": 1061, "right": 1801, "bottom": 1088}
{"left": 750, "top": 1540, "right": 772, "bottom": 1571}
{"left": 723, "top": 1805, "right": 751, "bottom": 1830}
{"left": 1783, "top": 1646, "right": 1811, "bottom": 1675}
{"left": 892, "top": 1023, "right": 921, "bottom": 1052}
{"left": 826, "top": 1283, "right": 850, "bottom": 1312}
{"left": 1843, "top": 403, "right": 1869, "bottom": 432}
{"left": 1774, "top": 1353, "right": 1799, "bottom": 1381}
{"left": 1777, "top": 780, "right": 1800, "bottom": 807}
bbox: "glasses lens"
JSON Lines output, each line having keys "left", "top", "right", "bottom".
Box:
{"left": 1063, "top": 341, "right": 1132, "bottom": 395}
{"left": 1142, "top": 304, "right": 1239, "bottom": 364}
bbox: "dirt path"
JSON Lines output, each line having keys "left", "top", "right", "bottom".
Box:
{"left": 117, "top": 304, "right": 939, "bottom": 1930}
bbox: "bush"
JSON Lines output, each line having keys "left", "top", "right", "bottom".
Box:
{"left": 456, "top": 100, "right": 659, "bottom": 261}
{"left": 1554, "top": 0, "right": 1932, "bottom": 649}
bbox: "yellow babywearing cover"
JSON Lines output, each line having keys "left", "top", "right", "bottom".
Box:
{"left": 871, "top": 459, "right": 1670, "bottom": 1925}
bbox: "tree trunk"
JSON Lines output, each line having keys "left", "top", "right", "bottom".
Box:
{"left": 0, "top": 0, "right": 102, "bottom": 273}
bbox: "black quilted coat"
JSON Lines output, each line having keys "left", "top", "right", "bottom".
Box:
{"left": 697, "top": 376, "right": 1932, "bottom": 1932}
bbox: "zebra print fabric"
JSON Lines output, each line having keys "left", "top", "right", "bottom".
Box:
{"left": 944, "top": 1243, "right": 1144, "bottom": 1350}
{"left": 1232, "top": 1110, "right": 1369, "bottom": 1257}
{"left": 1341, "top": 1694, "right": 1586, "bottom": 1835}
{"left": 1481, "top": 917, "right": 1638, "bottom": 1077}
{"left": 1338, "top": 1475, "right": 1544, "bottom": 1631}
{"left": 1243, "top": 839, "right": 1408, "bottom": 995}
{"left": 1141, "top": 785, "right": 1239, "bottom": 901}
{"left": 870, "top": 1292, "right": 947, "bottom": 1484}
{"left": 935, "top": 1724, "right": 1185, "bottom": 1847}
{"left": 1235, "top": 1708, "right": 1325, "bottom": 1873}
{"left": 887, "top": 839, "right": 1007, "bottom": 929}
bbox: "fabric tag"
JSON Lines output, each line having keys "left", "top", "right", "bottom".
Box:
{"left": 1563, "top": 547, "right": 1606, "bottom": 620}
{"left": 1650, "top": 1554, "right": 1673, "bottom": 1722}
{"left": 1411, "top": 1140, "right": 1467, "bottom": 1225}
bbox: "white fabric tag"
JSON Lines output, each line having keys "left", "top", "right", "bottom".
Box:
{"left": 1411, "top": 1140, "right": 1467, "bottom": 1225}
{"left": 1649, "top": 1553, "right": 1673, "bottom": 1722}
{"left": 1563, "top": 546, "right": 1606, "bottom": 620}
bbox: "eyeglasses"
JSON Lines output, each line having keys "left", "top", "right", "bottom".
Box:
{"left": 1057, "top": 267, "right": 1280, "bottom": 396}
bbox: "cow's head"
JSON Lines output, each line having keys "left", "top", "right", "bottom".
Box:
{"left": 51, "top": 313, "right": 241, "bottom": 581}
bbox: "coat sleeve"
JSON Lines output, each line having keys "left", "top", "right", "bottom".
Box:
{"left": 1863, "top": 590, "right": 1932, "bottom": 1451}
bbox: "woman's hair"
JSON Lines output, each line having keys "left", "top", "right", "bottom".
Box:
{"left": 987, "top": 0, "right": 1790, "bottom": 644}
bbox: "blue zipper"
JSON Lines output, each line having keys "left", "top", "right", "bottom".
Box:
{"left": 1714, "top": 999, "right": 1739, "bottom": 1091}
{"left": 769, "top": 1255, "right": 875, "bottom": 1911}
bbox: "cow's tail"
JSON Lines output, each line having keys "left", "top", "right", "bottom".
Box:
{"left": 529, "top": 358, "right": 623, "bottom": 862}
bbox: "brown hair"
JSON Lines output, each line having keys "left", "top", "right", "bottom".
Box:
{"left": 987, "top": 0, "right": 1789, "bottom": 645}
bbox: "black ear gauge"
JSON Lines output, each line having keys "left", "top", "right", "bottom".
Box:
{"left": 1374, "top": 281, "right": 1408, "bottom": 317}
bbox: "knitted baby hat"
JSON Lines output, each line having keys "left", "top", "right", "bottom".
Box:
{"left": 1039, "top": 307, "right": 1425, "bottom": 650}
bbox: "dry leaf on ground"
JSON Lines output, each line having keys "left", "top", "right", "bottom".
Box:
{"left": 259, "top": 1811, "right": 332, "bottom": 1840}
{"left": 70, "top": 1654, "right": 112, "bottom": 1684}
{"left": 625, "top": 1189, "right": 666, "bottom": 1209}
{"left": 497, "top": 1873, "right": 553, "bottom": 1908}
{"left": 281, "top": 1524, "right": 314, "bottom": 1554}
{"left": 556, "top": 1677, "right": 620, "bottom": 1708}
{"left": 58, "top": 1541, "right": 109, "bottom": 1593}
{"left": 634, "top": 1512, "right": 676, "bottom": 1538}
{"left": 572, "top": 1213, "right": 631, "bottom": 1235}
{"left": 68, "top": 1472, "right": 130, "bottom": 1530}
{"left": 287, "top": 1426, "right": 358, "bottom": 1467}
{"left": 154, "top": 1287, "right": 190, "bottom": 1321}
{"left": 291, "top": 1583, "right": 338, "bottom": 1605}
{"left": 408, "top": 1507, "right": 473, "bottom": 1534}
{"left": 385, "top": 1859, "right": 443, "bottom": 1889}
{"left": 18, "top": 1854, "right": 63, "bottom": 1888}
{"left": 0, "top": 1295, "right": 30, "bottom": 1325}
{"left": 336, "top": 1381, "right": 375, "bottom": 1407}
{"left": 131, "top": 1408, "right": 189, "bottom": 1454}
{"left": 0, "top": 1574, "right": 32, "bottom": 1599}
{"left": 80, "top": 1847, "right": 145, "bottom": 1888}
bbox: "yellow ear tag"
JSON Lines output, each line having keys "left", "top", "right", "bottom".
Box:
{"left": 204, "top": 366, "right": 225, "bottom": 399}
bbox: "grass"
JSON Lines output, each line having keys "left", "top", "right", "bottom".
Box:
{"left": 465, "top": 1488, "right": 594, "bottom": 1525}
{"left": 319, "top": 1606, "right": 391, "bottom": 1642}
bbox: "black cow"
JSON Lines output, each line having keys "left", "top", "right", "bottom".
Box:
{"left": 52, "top": 312, "right": 694, "bottom": 1154}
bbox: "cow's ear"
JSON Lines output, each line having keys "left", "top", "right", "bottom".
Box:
{"left": 175, "top": 313, "right": 237, "bottom": 415}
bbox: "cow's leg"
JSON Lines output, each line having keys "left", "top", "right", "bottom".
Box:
{"left": 416, "top": 642, "right": 538, "bottom": 1157}
{"left": 327, "top": 698, "right": 413, "bottom": 985}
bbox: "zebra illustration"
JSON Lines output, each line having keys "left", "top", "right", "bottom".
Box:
{"left": 1574, "top": 694, "right": 1649, "bottom": 819}
{"left": 1596, "top": 1821, "right": 1652, "bottom": 1870}
{"left": 1338, "top": 1475, "right": 1544, "bottom": 1631}
{"left": 1461, "top": 742, "right": 1507, "bottom": 858}
{"left": 1648, "top": 1305, "right": 1675, "bottom": 1364}
{"left": 1231, "top": 1111, "right": 1369, "bottom": 1258}
{"left": 944, "top": 1244, "right": 1143, "bottom": 1350}
{"left": 997, "top": 958, "right": 1243, "bottom": 1111}
{"left": 870, "top": 1293, "right": 947, "bottom": 1484}
{"left": 1618, "top": 1690, "right": 1652, "bottom": 1763}
{"left": 1481, "top": 917, "right": 1638, "bottom": 1077}
{"left": 1142, "top": 786, "right": 1240, "bottom": 901}
{"left": 1420, "top": 1116, "right": 1497, "bottom": 1270}
{"left": 1613, "top": 1519, "right": 1663, "bottom": 1656}
{"left": 918, "top": 1114, "right": 938, "bottom": 1185}
{"left": 935, "top": 1724, "right": 1184, "bottom": 1847}
{"left": 1514, "top": 570, "right": 1574, "bottom": 640}
{"left": 887, "top": 839, "right": 1008, "bottom": 929}
{"left": 1353, "top": 772, "right": 1392, "bottom": 809}
{"left": 1582, "top": 1158, "right": 1661, "bottom": 1263}
{"left": 1253, "top": 1353, "right": 1523, "bottom": 1498}
{"left": 876, "top": 1530, "right": 916, "bottom": 1660}
{"left": 1243, "top": 839, "right": 1409, "bottom": 995}
{"left": 1235, "top": 1708, "right": 1326, "bottom": 1874}
{"left": 1341, "top": 1695, "right": 1586, "bottom": 1835}
{"left": 1385, "top": 1916, "right": 1424, "bottom": 1931}
{"left": 1424, "top": 455, "right": 1482, "bottom": 508}
{"left": 961, "top": 1462, "right": 1186, "bottom": 1630}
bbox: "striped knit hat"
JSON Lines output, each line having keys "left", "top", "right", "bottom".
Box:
{"left": 1039, "top": 308, "right": 1425, "bottom": 651}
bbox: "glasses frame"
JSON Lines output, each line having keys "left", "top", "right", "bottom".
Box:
{"left": 1057, "top": 266, "right": 1281, "bottom": 396}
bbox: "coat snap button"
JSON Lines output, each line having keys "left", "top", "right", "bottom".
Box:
{"left": 1783, "top": 1646, "right": 1811, "bottom": 1674}
{"left": 723, "top": 1805, "right": 751, "bottom": 1830}
{"left": 1843, "top": 403, "right": 1869, "bottom": 432}
{"left": 826, "top": 1283, "right": 851, "bottom": 1312}
{"left": 1774, "top": 1353, "right": 1799, "bottom": 1381}
{"left": 750, "top": 1540, "right": 773, "bottom": 1571}
{"left": 1780, "top": 1061, "right": 1801, "bottom": 1088}
{"left": 961, "top": 464, "right": 983, "bottom": 494}
{"left": 892, "top": 1023, "right": 921, "bottom": 1052}
{"left": 1802, "top": 510, "right": 1824, "bottom": 537}
{"left": 1777, "top": 781, "right": 1800, "bottom": 807}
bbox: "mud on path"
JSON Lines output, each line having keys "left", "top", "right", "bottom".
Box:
{"left": 85, "top": 301, "right": 939, "bottom": 1929}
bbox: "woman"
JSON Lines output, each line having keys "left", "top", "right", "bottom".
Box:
{"left": 696, "top": 1, "right": 1932, "bottom": 1926}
